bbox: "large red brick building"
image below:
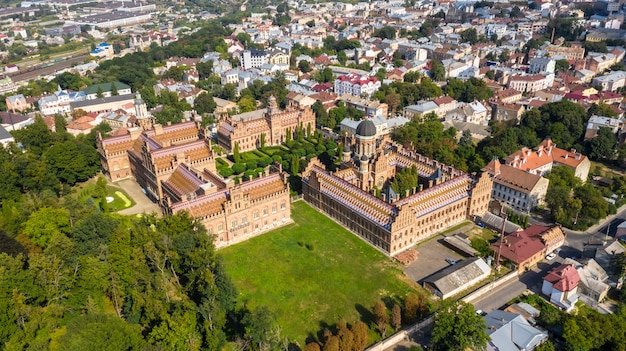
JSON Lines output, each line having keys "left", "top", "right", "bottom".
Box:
{"left": 97, "top": 118, "right": 291, "bottom": 249}
{"left": 302, "top": 119, "right": 493, "bottom": 256}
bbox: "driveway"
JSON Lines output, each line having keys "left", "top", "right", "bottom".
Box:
{"left": 404, "top": 236, "right": 465, "bottom": 284}
{"left": 113, "top": 179, "right": 161, "bottom": 216}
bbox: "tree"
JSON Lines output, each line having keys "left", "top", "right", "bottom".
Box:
{"left": 373, "top": 300, "right": 388, "bottom": 338}
{"left": 585, "top": 126, "right": 617, "bottom": 160}
{"left": 323, "top": 335, "right": 340, "bottom": 351}
{"left": 384, "top": 93, "right": 401, "bottom": 116}
{"left": 260, "top": 133, "right": 266, "bottom": 148}
{"left": 304, "top": 342, "right": 321, "bottom": 351}
{"left": 22, "top": 207, "right": 71, "bottom": 248}
{"left": 460, "top": 28, "right": 478, "bottom": 45}
{"left": 351, "top": 321, "right": 368, "bottom": 351}
{"left": 555, "top": 59, "right": 570, "bottom": 72}
{"left": 337, "top": 51, "right": 347, "bottom": 66}
{"left": 430, "top": 60, "right": 445, "bottom": 81}
{"left": 233, "top": 143, "right": 241, "bottom": 163}
{"left": 96, "top": 86, "right": 104, "bottom": 98}
{"left": 391, "top": 304, "right": 402, "bottom": 329}
{"left": 587, "top": 102, "right": 618, "bottom": 118}
{"left": 194, "top": 92, "right": 217, "bottom": 115}
{"left": 238, "top": 95, "right": 256, "bottom": 113}
{"left": 373, "top": 26, "right": 396, "bottom": 39}
{"left": 336, "top": 319, "right": 354, "bottom": 351}
{"left": 110, "top": 82, "right": 119, "bottom": 96}
{"left": 431, "top": 300, "right": 489, "bottom": 351}
{"left": 403, "top": 293, "right": 423, "bottom": 323}
{"left": 298, "top": 60, "right": 312, "bottom": 73}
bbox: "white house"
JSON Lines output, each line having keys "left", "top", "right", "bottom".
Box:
{"left": 529, "top": 57, "right": 556, "bottom": 74}
{"left": 542, "top": 264, "right": 580, "bottom": 312}
{"left": 334, "top": 73, "right": 381, "bottom": 98}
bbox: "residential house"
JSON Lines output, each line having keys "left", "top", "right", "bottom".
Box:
{"left": 404, "top": 101, "right": 438, "bottom": 120}
{"left": 592, "top": 71, "right": 626, "bottom": 92}
{"left": 0, "top": 112, "right": 31, "bottom": 131}
{"left": 491, "top": 225, "right": 566, "bottom": 272}
{"left": 0, "top": 124, "right": 15, "bottom": 147}
{"left": 334, "top": 73, "right": 381, "bottom": 98}
{"left": 496, "top": 88, "right": 523, "bottom": 104}
{"left": 529, "top": 57, "right": 556, "bottom": 74}
{"left": 337, "top": 94, "right": 388, "bottom": 117}
{"left": 505, "top": 138, "right": 591, "bottom": 182}
{"left": 484, "top": 159, "right": 549, "bottom": 211}
{"left": 5, "top": 94, "right": 29, "bottom": 112}
{"left": 445, "top": 101, "right": 489, "bottom": 125}
{"left": 492, "top": 102, "right": 525, "bottom": 122}
{"left": 544, "top": 43, "right": 585, "bottom": 61}
{"left": 508, "top": 74, "right": 555, "bottom": 93}
{"left": 423, "top": 258, "right": 491, "bottom": 299}
{"left": 433, "top": 96, "right": 457, "bottom": 118}
{"left": 542, "top": 264, "right": 580, "bottom": 311}
{"left": 585, "top": 115, "right": 622, "bottom": 140}
{"left": 483, "top": 310, "right": 549, "bottom": 351}
{"left": 563, "top": 258, "right": 610, "bottom": 307}
{"left": 213, "top": 97, "right": 238, "bottom": 115}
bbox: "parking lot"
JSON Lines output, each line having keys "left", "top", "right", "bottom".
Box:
{"left": 403, "top": 236, "right": 466, "bottom": 284}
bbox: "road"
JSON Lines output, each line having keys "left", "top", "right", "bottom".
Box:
{"left": 472, "top": 205, "right": 626, "bottom": 312}
{"left": 9, "top": 54, "right": 88, "bottom": 83}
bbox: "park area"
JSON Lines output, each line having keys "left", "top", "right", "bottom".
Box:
{"left": 220, "top": 201, "right": 418, "bottom": 345}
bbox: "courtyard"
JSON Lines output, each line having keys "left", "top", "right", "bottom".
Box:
{"left": 219, "top": 201, "right": 419, "bottom": 345}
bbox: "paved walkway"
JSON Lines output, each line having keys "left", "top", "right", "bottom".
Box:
{"left": 113, "top": 179, "right": 161, "bottom": 216}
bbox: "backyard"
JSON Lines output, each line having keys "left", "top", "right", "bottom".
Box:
{"left": 220, "top": 201, "right": 418, "bottom": 345}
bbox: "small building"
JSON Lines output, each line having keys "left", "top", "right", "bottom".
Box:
{"left": 484, "top": 310, "right": 549, "bottom": 351}
{"left": 5, "top": 94, "right": 29, "bottom": 112}
{"left": 404, "top": 101, "right": 439, "bottom": 120}
{"left": 563, "top": 258, "right": 610, "bottom": 307}
{"left": 0, "top": 124, "right": 15, "bottom": 147}
{"left": 542, "top": 264, "right": 580, "bottom": 312}
{"left": 585, "top": 115, "right": 621, "bottom": 140}
{"left": 83, "top": 82, "right": 132, "bottom": 100}
{"left": 423, "top": 257, "right": 491, "bottom": 299}
{"left": 491, "top": 225, "right": 566, "bottom": 272}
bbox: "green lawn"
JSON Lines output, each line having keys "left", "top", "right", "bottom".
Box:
{"left": 220, "top": 201, "right": 416, "bottom": 344}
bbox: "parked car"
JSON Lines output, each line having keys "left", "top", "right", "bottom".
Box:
{"left": 545, "top": 253, "right": 557, "bottom": 260}
{"left": 445, "top": 258, "right": 457, "bottom": 265}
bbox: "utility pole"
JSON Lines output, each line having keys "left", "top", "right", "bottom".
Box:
{"left": 496, "top": 212, "right": 507, "bottom": 272}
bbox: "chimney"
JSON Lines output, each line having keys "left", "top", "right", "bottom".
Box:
{"left": 570, "top": 148, "right": 576, "bottom": 153}
{"left": 575, "top": 153, "right": 581, "bottom": 160}
{"left": 564, "top": 154, "right": 568, "bottom": 159}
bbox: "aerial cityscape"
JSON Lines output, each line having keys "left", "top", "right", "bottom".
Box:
{"left": 2, "top": 0, "right": 626, "bottom": 349}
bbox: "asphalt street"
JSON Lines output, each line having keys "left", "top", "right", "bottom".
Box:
{"left": 472, "top": 205, "right": 626, "bottom": 312}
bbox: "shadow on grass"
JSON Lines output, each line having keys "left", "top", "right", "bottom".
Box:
{"left": 355, "top": 303, "right": 375, "bottom": 328}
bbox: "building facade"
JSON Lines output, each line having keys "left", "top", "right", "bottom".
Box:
{"left": 217, "top": 96, "right": 315, "bottom": 152}
{"left": 302, "top": 120, "right": 492, "bottom": 256}
{"left": 334, "top": 73, "right": 381, "bottom": 97}
{"left": 97, "top": 109, "right": 292, "bottom": 248}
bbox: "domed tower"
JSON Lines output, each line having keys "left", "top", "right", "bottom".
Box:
{"left": 342, "top": 142, "right": 351, "bottom": 163}
{"left": 134, "top": 93, "right": 154, "bottom": 131}
{"left": 355, "top": 119, "right": 377, "bottom": 158}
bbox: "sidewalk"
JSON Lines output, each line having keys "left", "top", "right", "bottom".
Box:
{"left": 113, "top": 179, "right": 161, "bottom": 216}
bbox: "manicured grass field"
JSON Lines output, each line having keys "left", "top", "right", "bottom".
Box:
{"left": 220, "top": 201, "right": 417, "bottom": 344}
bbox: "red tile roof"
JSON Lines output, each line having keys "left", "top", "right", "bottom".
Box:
{"left": 544, "top": 264, "right": 580, "bottom": 292}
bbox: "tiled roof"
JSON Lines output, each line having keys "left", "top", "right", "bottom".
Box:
{"left": 490, "top": 226, "right": 548, "bottom": 264}
{"left": 544, "top": 264, "right": 580, "bottom": 292}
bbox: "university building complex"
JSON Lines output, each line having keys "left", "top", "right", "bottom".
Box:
{"left": 302, "top": 119, "right": 493, "bottom": 256}
{"left": 96, "top": 96, "right": 291, "bottom": 249}
{"left": 97, "top": 96, "right": 493, "bottom": 256}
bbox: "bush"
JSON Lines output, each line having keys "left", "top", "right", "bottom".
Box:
{"left": 219, "top": 167, "right": 233, "bottom": 178}
{"left": 232, "top": 163, "right": 246, "bottom": 174}
{"left": 246, "top": 160, "right": 258, "bottom": 170}
{"left": 272, "top": 155, "right": 282, "bottom": 162}
{"left": 258, "top": 156, "right": 273, "bottom": 167}
{"left": 243, "top": 170, "right": 257, "bottom": 181}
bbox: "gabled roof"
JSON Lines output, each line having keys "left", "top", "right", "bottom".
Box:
{"left": 544, "top": 264, "right": 580, "bottom": 292}
{"left": 423, "top": 257, "right": 491, "bottom": 296}
{"left": 484, "top": 310, "right": 548, "bottom": 351}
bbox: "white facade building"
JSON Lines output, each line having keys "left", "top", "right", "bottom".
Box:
{"left": 334, "top": 73, "right": 381, "bottom": 98}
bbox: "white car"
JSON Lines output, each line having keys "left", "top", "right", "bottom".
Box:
{"left": 546, "top": 253, "right": 557, "bottom": 260}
